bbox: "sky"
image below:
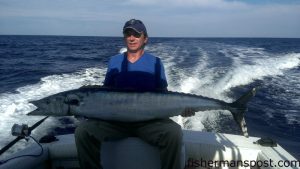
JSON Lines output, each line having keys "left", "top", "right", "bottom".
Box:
{"left": 0, "top": 0, "right": 300, "bottom": 37}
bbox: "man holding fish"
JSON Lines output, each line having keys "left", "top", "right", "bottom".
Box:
{"left": 74, "top": 19, "right": 194, "bottom": 169}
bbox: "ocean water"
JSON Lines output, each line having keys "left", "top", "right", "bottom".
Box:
{"left": 0, "top": 35, "right": 299, "bottom": 160}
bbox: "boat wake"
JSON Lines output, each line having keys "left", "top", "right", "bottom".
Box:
{"left": 1, "top": 40, "right": 300, "bottom": 159}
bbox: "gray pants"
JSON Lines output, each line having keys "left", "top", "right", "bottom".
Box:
{"left": 75, "top": 118, "right": 182, "bottom": 169}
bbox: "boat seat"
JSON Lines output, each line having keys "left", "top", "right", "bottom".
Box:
{"left": 101, "top": 137, "right": 185, "bottom": 169}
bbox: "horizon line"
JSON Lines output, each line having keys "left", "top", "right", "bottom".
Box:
{"left": 0, "top": 34, "right": 300, "bottom": 39}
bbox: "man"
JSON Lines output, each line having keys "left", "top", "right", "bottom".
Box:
{"left": 75, "top": 19, "right": 194, "bottom": 169}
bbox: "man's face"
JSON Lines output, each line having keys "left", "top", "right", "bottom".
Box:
{"left": 124, "top": 29, "right": 148, "bottom": 53}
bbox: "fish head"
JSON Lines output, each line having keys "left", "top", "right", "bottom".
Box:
{"left": 28, "top": 93, "right": 70, "bottom": 116}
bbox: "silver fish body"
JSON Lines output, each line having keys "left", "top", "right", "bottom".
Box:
{"left": 29, "top": 86, "right": 256, "bottom": 137}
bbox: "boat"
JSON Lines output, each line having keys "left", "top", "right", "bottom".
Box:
{"left": 0, "top": 128, "right": 298, "bottom": 169}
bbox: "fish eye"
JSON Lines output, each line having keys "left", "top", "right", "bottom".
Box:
{"left": 68, "top": 99, "right": 80, "bottom": 106}
{"left": 65, "top": 94, "right": 80, "bottom": 106}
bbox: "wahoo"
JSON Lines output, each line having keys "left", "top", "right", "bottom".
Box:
{"left": 28, "top": 86, "right": 256, "bottom": 137}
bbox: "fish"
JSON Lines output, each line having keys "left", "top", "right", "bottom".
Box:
{"left": 28, "top": 85, "right": 257, "bottom": 137}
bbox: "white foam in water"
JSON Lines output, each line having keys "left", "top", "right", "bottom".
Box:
{"left": 214, "top": 53, "right": 300, "bottom": 96}
{"left": 119, "top": 47, "right": 127, "bottom": 53}
{"left": 179, "top": 48, "right": 212, "bottom": 93}
{"left": 0, "top": 67, "right": 106, "bottom": 157}
{"left": 160, "top": 42, "right": 300, "bottom": 130}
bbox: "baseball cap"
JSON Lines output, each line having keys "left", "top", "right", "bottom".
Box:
{"left": 123, "top": 19, "right": 148, "bottom": 36}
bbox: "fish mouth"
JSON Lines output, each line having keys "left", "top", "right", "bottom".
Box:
{"left": 28, "top": 98, "right": 69, "bottom": 116}
{"left": 28, "top": 104, "right": 47, "bottom": 116}
{"left": 28, "top": 108, "right": 41, "bottom": 116}
{"left": 28, "top": 100, "right": 45, "bottom": 116}
{"left": 28, "top": 107, "right": 55, "bottom": 116}
{"left": 30, "top": 100, "right": 41, "bottom": 107}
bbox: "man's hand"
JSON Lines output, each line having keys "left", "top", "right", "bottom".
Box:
{"left": 181, "top": 108, "right": 196, "bottom": 117}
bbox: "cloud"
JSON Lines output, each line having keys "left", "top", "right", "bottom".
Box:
{"left": 0, "top": 0, "right": 299, "bottom": 37}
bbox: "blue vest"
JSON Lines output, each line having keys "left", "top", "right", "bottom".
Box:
{"left": 104, "top": 52, "right": 168, "bottom": 91}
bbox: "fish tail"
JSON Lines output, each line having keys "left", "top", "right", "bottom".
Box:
{"left": 229, "top": 87, "right": 257, "bottom": 137}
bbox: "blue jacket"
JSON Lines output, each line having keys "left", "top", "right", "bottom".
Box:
{"left": 104, "top": 52, "right": 168, "bottom": 91}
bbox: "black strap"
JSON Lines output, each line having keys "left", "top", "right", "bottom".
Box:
{"left": 155, "top": 57, "right": 161, "bottom": 88}
{"left": 121, "top": 52, "right": 128, "bottom": 73}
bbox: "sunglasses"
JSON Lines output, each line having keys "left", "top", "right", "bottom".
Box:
{"left": 124, "top": 30, "right": 142, "bottom": 38}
